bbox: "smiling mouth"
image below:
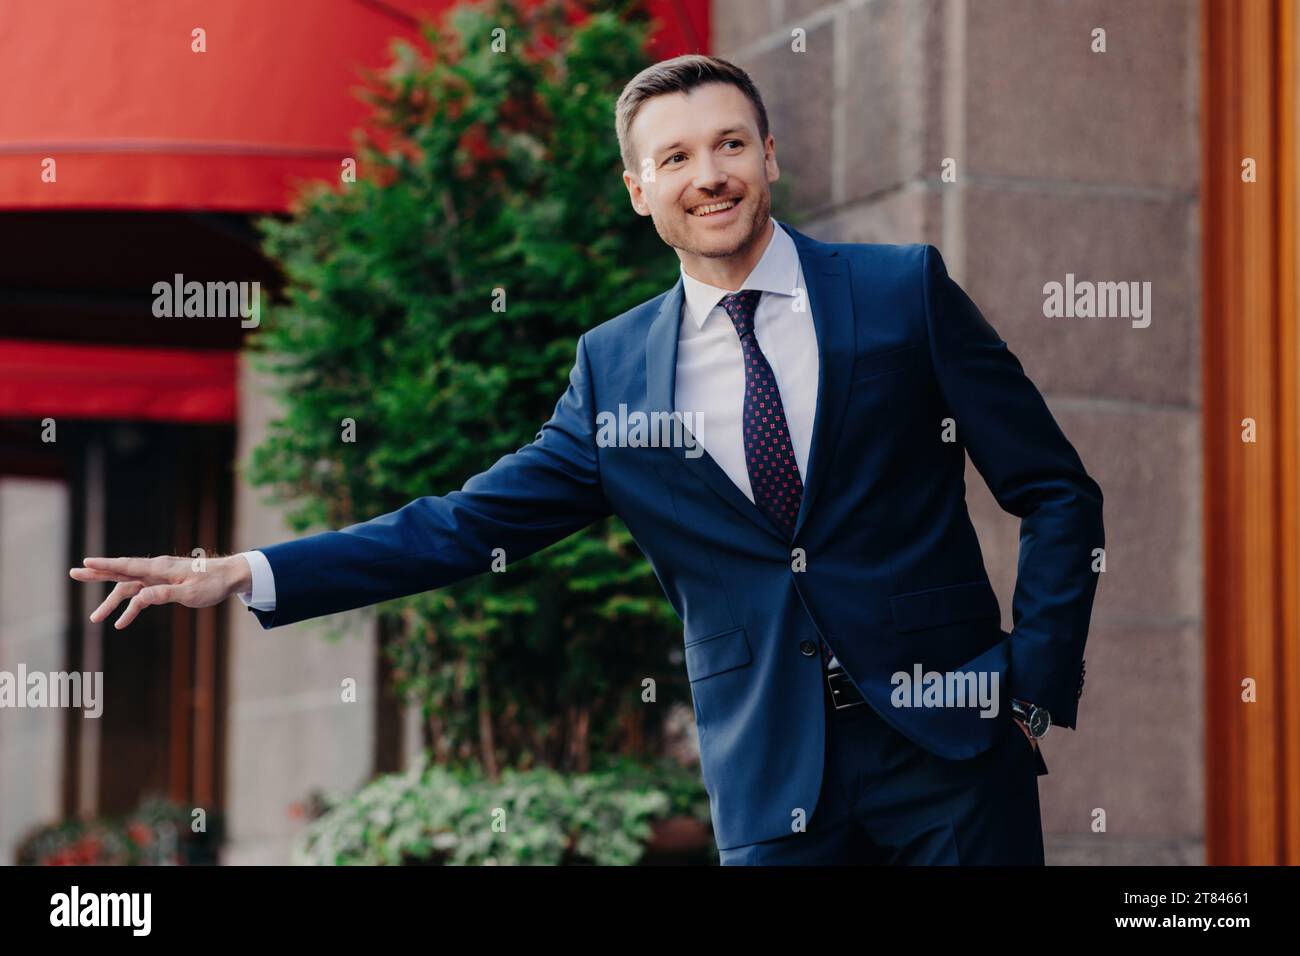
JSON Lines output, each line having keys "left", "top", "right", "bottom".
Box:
{"left": 689, "top": 198, "right": 739, "bottom": 217}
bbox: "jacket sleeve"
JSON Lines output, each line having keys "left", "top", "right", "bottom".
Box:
{"left": 247, "top": 334, "right": 612, "bottom": 629}
{"left": 920, "top": 245, "right": 1104, "bottom": 729}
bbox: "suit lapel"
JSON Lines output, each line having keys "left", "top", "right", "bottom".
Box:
{"left": 643, "top": 220, "right": 857, "bottom": 543}
{"left": 645, "top": 278, "right": 787, "bottom": 540}
{"left": 783, "top": 223, "right": 856, "bottom": 539}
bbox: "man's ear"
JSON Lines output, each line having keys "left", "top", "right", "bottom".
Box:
{"left": 764, "top": 134, "right": 780, "bottom": 184}
{"left": 622, "top": 168, "right": 652, "bottom": 217}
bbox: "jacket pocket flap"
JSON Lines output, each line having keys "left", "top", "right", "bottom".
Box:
{"left": 684, "top": 626, "right": 752, "bottom": 682}
{"left": 890, "top": 580, "right": 1000, "bottom": 632}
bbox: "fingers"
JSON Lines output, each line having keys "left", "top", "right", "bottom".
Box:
{"left": 113, "top": 585, "right": 181, "bottom": 630}
{"left": 70, "top": 558, "right": 192, "bottom": 630}
{"left": 82, "top": 556, "right": 165, "bottom": 580}
{"left": 90, "top": 581, "right": 142, "bottom": 624}
{"left": 70, "top": 568, "right": 138, "bottom": 584}
{"left": 71, "top": 556, "right": 180, "bottom": 586}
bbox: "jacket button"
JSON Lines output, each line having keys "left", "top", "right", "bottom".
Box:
{"left": 799, "top": 640, "right": 818, "bottom": 657}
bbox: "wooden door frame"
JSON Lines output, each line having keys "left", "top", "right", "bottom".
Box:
{"left": 1203, "top": 0, "right": 1300, "bottom": 864}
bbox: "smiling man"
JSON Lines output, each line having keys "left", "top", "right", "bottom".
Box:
{"left": 70, "top": 55, "right": 1103, "bottom": 865}
{"left": 619, "top": 78, "right": 777, "bottom": 288}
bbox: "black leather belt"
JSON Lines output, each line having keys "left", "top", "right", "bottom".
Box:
{"left": 826, "top": 664, "right": 866, "bottom": 711}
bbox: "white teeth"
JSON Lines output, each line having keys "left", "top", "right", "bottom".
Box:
{"left": 692, "top": 199, "right": 737, "bottom": 216}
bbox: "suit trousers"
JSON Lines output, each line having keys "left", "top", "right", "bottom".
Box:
{"left": 717, "top": 675, "right": 1047, "bottom": 865}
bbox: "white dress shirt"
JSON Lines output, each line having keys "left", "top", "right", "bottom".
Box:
{"left": 239, "top": 216, "right": 830, "bottom": 670}
{"left": 236, "top": 548, "right": 275, "bottom": 611}
{"left": 674, "top": 217, "right": 818, "bottom": 505}
{"left": 673, "top": 218, "right": 834, "bottom": 666}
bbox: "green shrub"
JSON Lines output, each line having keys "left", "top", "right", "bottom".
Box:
{"left": 293, "top": 754, "right": 713, "bottom": 866}
{"left": 246, "top": 0, "right": 686, "bottom": 774}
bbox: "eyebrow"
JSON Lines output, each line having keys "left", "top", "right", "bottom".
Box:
{"left": 652, "top": 127, "right": 748, "bottom": 157}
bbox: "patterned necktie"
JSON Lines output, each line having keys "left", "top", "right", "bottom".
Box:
{"left": 719, "top": 288, "right": 805, "bottom": 537}
{"left": 719, "top": 289, "right": 839, "bottom": 669}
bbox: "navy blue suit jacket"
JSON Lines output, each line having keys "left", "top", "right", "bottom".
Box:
{"left": 250, "top": 220, "right": 1104, "bottom": 850}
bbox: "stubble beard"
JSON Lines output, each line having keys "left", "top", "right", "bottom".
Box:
{"left": 655, "top": 188, "right": 772, "bottom": 261}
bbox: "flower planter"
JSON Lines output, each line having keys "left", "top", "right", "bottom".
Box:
{"left": 640, "top": 815, "right": 715, "bottom": 865}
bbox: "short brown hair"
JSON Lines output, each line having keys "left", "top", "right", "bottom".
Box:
{"left": 615, "top": 54, "right": 770, "bottom": 174}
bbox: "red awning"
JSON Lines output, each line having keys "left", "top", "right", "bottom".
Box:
{"left": 0, "top": 0, "right": 708, "bottom": 213}
{"left": 0, "top": 0, "right": 707, "bottom": 424}
{"left": 0, "top": 340, "right": 238, "bottom": 423}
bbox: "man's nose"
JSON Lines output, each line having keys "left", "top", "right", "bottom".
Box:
{"left": 692, "top": 155, "right": 727, "bottom": 192}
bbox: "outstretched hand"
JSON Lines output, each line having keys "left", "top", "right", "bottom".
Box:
{"left": 69, "top": 555, "right": 252, "bottom": 630}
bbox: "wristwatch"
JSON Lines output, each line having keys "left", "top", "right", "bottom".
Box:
{"left": 1010, "top": 697, "right": 1051, "bottom": 738}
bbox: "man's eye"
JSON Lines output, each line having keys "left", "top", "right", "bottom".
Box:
{"left": 723, "top": 140, "right": 744, "bottom": 150}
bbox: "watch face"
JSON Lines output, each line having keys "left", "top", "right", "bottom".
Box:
{"left": 1028, "top": 708, "right": 1050, "bottom": 737}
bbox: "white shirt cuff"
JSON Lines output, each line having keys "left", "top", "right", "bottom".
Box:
{"left": 235, "top": 550, "right": 277, "bottom": 612}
